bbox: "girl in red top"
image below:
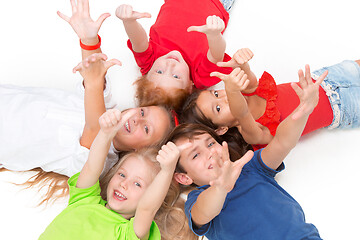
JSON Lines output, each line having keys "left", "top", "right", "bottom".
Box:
{"left": 116, "top": 0, "right": 235, "bottom": 110}
{"left": 180, "top": 48, "right": 360, "bottom": 149}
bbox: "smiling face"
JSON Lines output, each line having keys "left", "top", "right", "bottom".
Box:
{"left": 106, "top": 156, "right": 157, "bottom": 219}
{"left": 196, "top": 90, "right": 238, "bottom": 128}
{"left": 147, "top": 51, "right": 192, "bottom": 92}
{"left": 175, "top": 133, "right": 223, "bottom": 186}
{"left": 113, "top": 106, "right": 171, "bottom": 151}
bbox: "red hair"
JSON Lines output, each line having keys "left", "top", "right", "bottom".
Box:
{"left": 134, "top": 75, "right": 190, "bottom": 111}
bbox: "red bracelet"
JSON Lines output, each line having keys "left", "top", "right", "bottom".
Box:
{"left": 80, "top": 35, "right": 101, "bottom": 50}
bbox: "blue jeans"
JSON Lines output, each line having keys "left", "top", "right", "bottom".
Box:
{"left": 219, "top": 0, "right": 235, "bottom": 12}
{"left": 312, "top": 60, "right": 360, "bottom": 129}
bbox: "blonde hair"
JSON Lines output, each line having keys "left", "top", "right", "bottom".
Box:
{"left": 155, "top": 179, "right": 198, "bottom": 240}
{"left": 1, "top": 167, "right": 69, "bottom": 206}
{"left": 6, "top": 147, "right": 197, "bottom": 239}
{"left": 134, "top": 75, "right": 190, "bottom": 111}
{"left": 99, "top": 148, "right": 160, "bottom": 200}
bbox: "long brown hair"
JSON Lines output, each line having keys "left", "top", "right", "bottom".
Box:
{"left": 134, "top": 75, "right": 190, "bottom": 111}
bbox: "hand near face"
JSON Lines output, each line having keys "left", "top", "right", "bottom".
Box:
{"left": 156, "top": 141, "right": 191, "bottom": 172}
{"left": 99, "top": 109, "right": 137, "bottom": 136}
{"left": 211, "top": 68, "right": 250, "bottom": 93}
{"left": 209, "top": 142, "right": 253, "bottom": 193}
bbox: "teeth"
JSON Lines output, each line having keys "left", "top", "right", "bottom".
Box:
{"left": 125, "top": 121, "right": 130, "bottom": 132}
{"left": 115, "top": 191, "right": 126, "bottom": 199}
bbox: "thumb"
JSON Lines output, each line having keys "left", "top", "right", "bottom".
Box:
{"left": 72, "top": 62, "right": 82, "bottom": 73}
{"left": 217, "top": 59, "right": 236, "bottom": 68}
{"left": 105, "top": 59, "right": 122, "bottom": 71}
{"left": 118, "top": 109, "right": 138, "bottom": 128}
{"left": 133, "top": 11, "right": 151, "bottom": 19}
{"left": 177, "top": 142, "right": 192, "bottom": 152}
{"left": 210, "top": 71, "right": 227, "bottom": 81}
{"left": 187, "top": 25, "right": 206, "bottom": 33}
{"left": 234, "top": 150, "right": 253, "bottom": 169}
{"left": 96, "top": 13, "right": 111, "bottom": 27}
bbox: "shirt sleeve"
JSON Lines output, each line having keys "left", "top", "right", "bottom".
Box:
{"left": 184, "top": 188, "right": 212, "bottom": 236}
{"left": 250, "top": 149, "right": 285, "bottom": 178}
{"left": 127, "top": 40, "right": 156, "bottom": 75}
{"left": 67, "top": 172, "right": 105, "bottom": 206}
{"left": 193, "top": 53, "right": 233, "bottom": 89}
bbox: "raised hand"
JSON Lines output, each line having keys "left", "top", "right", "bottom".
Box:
{"left": 57, "top": 0, "right": 110, "bottom": 41}
{"left": 187, "top": 15, "right": 225, "bottom": 37}
{"left": 211, "top": 68, "right": 250, "bottom": 93}
{"left": 156, "top": 142, "right": 191, "bottom": 172}
{"left": 73, "top": 53, "right": 121, "bottom": 88}
{"left": 115, "top": 4, "right": 151, "bottom": 22}
{"left": 209, "top": 142, "right": 253, "bottom": 193}
{"left": 291, "top": 65, "right": 328, "bottom": 120}
{"left": 98, "top": 109, "right": 137, "bottom": 136}
{"left": 217, "top": 48, "right": 254, "bottom": 68}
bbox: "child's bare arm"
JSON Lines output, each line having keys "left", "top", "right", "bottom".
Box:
{"left": 133, "top": 142, "right": 190, "bottom": 239}
{"left": 211, "top": 69, "right": 273, "bottom": 144}
{"left": 116, "top": 4, "right": 151, "bottom": 53}
{"left": 217, "top": 48, "right": 258, "bottom": 92}
{"left": 57, "top": 0, "right": 110, "bottom": 60}
{"left": 262, "top": 65, "right": 328, "bottom": 170}
{"left": 188, "top": 15, "right": 226, "bottom": 63}
{"left": 76, "top": 109, "right": 134, "bottom": 188}
{"left": 191, "top": 143, "right": 253, "bottom": 227}
{"left": 73, "top": 53, "right": 121, "bottom": 149}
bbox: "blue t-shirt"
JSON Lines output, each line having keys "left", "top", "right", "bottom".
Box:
{"left": 185, "top": 149, "right": 321, "bottom": 240}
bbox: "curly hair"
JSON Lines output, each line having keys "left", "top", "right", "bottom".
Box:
{"left": 134, "top": 74, "right": 190, "bottom": 111}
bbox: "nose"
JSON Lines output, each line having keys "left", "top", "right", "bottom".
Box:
{"left": 120, "top": 179, "right": 128, "bottom": 190}
{"left": 132, "top": 116, "right": 144, "bottom": 126}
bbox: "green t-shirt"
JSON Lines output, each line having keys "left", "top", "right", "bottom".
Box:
{"left": 39, "top": 173, "right": 161, "bottom": 240}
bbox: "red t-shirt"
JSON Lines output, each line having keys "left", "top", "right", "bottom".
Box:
{"left": 244, "top": 72, "right": 333, "bottom": 150}
{"left": 127, "top": 0, "right": 233, "bottom": 89}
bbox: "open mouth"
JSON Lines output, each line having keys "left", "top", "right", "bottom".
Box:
{"left": 166, "top": 55, "right": 180, "bottom": 62}
{"left": 114, "top": 190, "right": 127, "bottom": 201}
{"left": 124, "top": 120, "right": 130, "bottom": 133}
{"left": 208, "top": 164, "right": 213, "bottom": 169}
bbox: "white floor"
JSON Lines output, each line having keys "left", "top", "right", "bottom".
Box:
{"left": 0, "top": 0, "right": 359, "bottom": 239}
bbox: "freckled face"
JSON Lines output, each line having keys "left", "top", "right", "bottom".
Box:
{"left": 113, "top": 106, "right": 171, "bottom": 151}
{"left": 196, "top": 90, "right": 238, "bottom": 128}
{"left": 175, "top": 133, "right": 223, "bottom": 186}
{"left": 147, "top": 51, "right": 192, "bottom": 92}
{"left": 106, "top": 156, "right": 155, "bottom": 219}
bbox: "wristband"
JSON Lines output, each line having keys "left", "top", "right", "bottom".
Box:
{"left": 80, "top": 35, "right": 101, "bottom": 50}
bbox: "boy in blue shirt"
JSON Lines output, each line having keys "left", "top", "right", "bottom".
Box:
{"left": 168, "top": 65, "right": 327, "bottom": 239}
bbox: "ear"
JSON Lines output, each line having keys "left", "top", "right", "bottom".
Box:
{"left": 174, "top": 172, "right": 193, "bottom": 186}
{"left": 215, "top": 126, "right": 229, "bottom": 135}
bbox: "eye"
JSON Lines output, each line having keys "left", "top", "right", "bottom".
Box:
{"left": 119, "top": 173, "right": 125, "bottom": 178}
{"left": 192, "top": 153, "right": 199, "bottom": 159}
{"left": 135, "top": 182, "right": 141, "bottom": 187}
{"left": 156, "top": 70, "right": 163, "bottom": 74}
{"left": 173, "top": 74, "right": 179, "bottom": 79}
{"left": 216, "top": 105, "right": 221, "bottom": 112}
{"left": 140, "top": 108, "right": 145, "bottom": 117}
{"left": 144, "top": 125, "right": 149, "bottom": 134}
{"left": 214, "top": 91, "right": 219, "bottom": 97}
{"left": 208, "top": 142, "right": 215, "bottom": 148}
